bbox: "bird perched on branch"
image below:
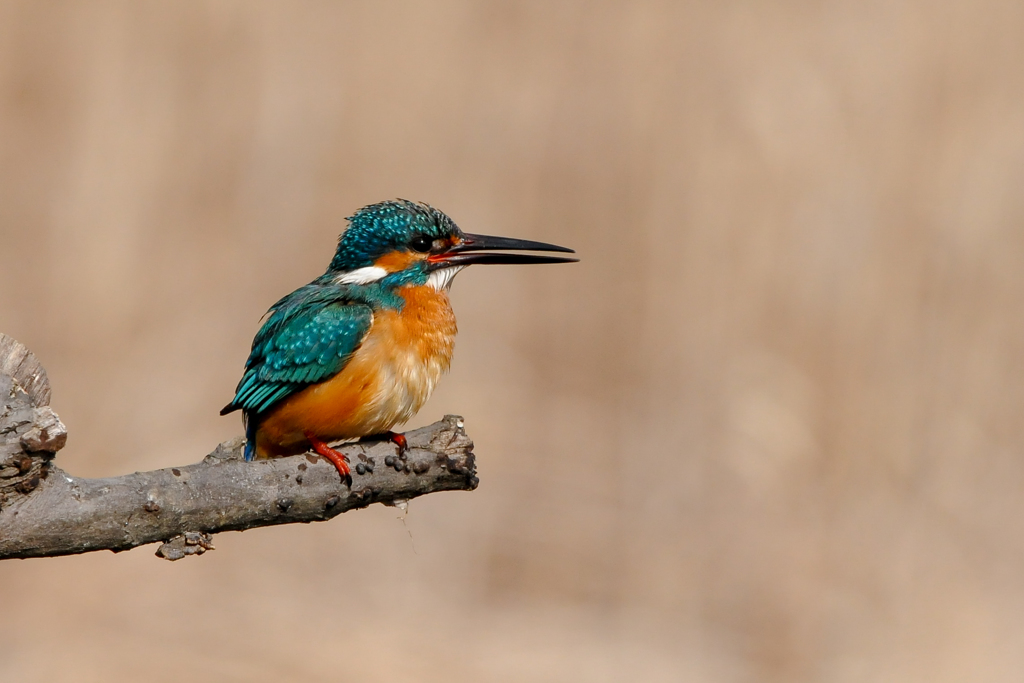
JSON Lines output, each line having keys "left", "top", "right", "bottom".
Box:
{"left": 221, "top": 200, "right": 576, "bottom": 478}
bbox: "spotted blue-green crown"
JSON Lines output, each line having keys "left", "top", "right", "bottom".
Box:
{"left": 328, "top": 199, "right": 461, "bottom": 272}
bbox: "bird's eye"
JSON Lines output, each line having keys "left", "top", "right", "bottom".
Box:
{"left": 409, "top": 234, "right": 433, "bottom": 253}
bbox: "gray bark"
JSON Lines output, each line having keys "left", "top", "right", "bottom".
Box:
{"left": 0, "top": 334, "right": 478, "bottom": 561}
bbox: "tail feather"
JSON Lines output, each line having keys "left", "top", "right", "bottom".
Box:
{"left": 243, "top": 413, "right": 257, "bottom": 462}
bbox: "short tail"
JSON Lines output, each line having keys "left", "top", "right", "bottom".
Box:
{"left": 243, "top": 414, "right": 257, "bottom": 462}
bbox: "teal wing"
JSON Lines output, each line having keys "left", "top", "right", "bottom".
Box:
{"left": 222, "top": 293, "right": 373, "bottom": 417}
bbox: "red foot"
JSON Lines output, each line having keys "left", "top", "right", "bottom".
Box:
{"left": 304, "top": 431, "right": 350, "bottom": 479}
{"left": 384, "top": 431, "right": 408, "bottom": 455}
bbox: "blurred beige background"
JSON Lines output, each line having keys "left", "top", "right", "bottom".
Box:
{"left": 2, "top": 1, "right": 1023, "bottom": 681}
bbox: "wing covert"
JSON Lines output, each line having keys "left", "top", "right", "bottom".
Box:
{"left": 222, "top": 301, "right": 372, "bottom": 416}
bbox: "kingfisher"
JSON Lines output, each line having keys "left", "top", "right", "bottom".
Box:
{"left": 221, "top": 199, "right": 576, "bottom": 478}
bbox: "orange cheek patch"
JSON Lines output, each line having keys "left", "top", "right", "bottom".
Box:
{"left": 374, "top": 251, "right": 422, "bottom": 272}
{"left": 426, "top": 236, "right": 460, "bottom": 264}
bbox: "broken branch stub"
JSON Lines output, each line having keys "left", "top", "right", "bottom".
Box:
{"left": 0, "top": 335, "right": 66, "bottom": 511}
{"left": 0, "top": 332, "right": 52, "bottom": 407}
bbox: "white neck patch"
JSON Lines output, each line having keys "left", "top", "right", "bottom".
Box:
{"left": 426, "top": 266, "right": 466, "bottom": 291}
{"left": 335, "top": 266, "right": 388, "bottom": 285}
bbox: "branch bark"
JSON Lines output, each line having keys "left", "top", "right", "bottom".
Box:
{"left": 0, "top": 334, "right": 478, "bottom": 561}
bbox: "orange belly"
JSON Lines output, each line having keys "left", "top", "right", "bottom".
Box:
{"left": 253, "top": 284, "right": 457, "bottom": 458}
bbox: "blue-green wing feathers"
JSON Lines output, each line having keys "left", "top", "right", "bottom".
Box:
{"left": 221, "top": 293, "right": 372, "bottom": 417}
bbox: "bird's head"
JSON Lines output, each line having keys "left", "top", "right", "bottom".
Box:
{"left": 327, "top": 200, "right": 576, "bottom": 291}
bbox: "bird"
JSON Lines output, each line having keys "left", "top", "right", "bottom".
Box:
{"left": 221, "top": 199, "right": 576, "bottom": 479}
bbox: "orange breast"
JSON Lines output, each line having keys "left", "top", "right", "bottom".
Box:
{"left": 254, "top": 285, "right": 457, "bottom": 458}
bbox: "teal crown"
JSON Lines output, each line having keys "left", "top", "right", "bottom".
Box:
{"left": 328, "top": 199, "right": 461, "bottom": 272}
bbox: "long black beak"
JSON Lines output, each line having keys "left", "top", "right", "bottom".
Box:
{"left": 428, "top": 233, "right": 578, "bottom": 268}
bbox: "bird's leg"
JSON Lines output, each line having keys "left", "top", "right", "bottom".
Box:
{"left": 304, "top": 430, "right": 350, "bottom": 478}
{"left": 359, "top": 431, "right": 409, "bottom": 456}
{"left": 385, "top": 431, "right": 408, "bottom": 456}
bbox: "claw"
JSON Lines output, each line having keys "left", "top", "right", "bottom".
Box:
{"left": 304, "top": 430, "right": 350, "bottom": 480}
{"left": 359, "top": 430, "right": 409, "bottom": 455}
{"left": 385, "top": 431, "right": 409, "bottom": 456}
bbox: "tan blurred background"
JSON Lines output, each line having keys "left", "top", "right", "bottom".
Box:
{"left": 2, "top": 1, "right": 1023, "bottom": 681}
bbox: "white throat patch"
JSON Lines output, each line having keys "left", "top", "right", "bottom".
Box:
{"left": 335, "top": 266, "right": 388, "bottom": 285}
{"left": 426, "top": 266, "right": 466, "bottom": 291}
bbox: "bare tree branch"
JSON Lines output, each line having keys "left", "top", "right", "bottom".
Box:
{"left": 0, "top": 334, "right": 478, "bottom": 561}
